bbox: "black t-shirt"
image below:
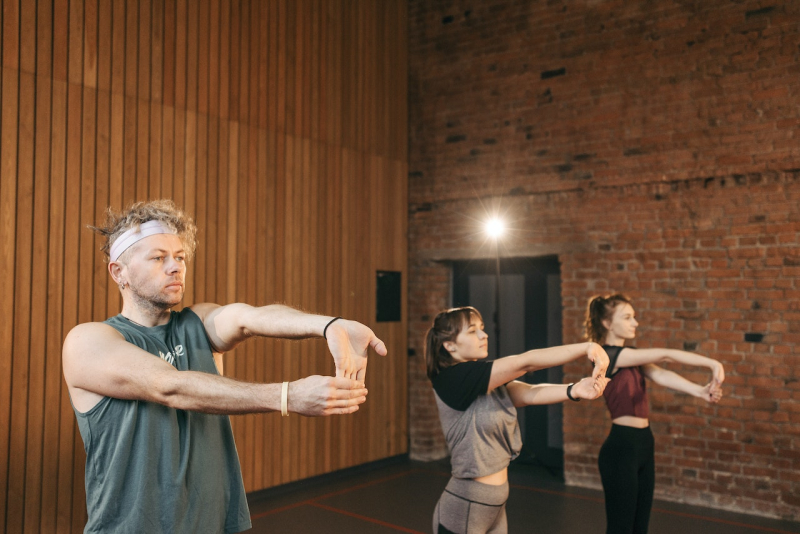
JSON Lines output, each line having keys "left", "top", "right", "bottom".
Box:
{"left": 431, "top": 360, "right": 493, "bottom": 411}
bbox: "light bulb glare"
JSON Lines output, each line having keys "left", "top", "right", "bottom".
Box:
{"left": 486, "top": 218, "right": 505, "bottom": 239}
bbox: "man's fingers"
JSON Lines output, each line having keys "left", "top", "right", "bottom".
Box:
{"left": 370, "top": 336, "right": 388, "bottom": 356}
{"left": 324, "top": 395, "right": 366, "bottom": 415}
{"left": 331, "top": 387, "right": 367, "bottom": 399}
{"left": 330, "top": 388, "right": 368, "bottom": 402}
{"left": 329, "top": 376, "right": 365, "bottom": 389}
{"left": 324, "top": 405, "right": 360, "bottom": 416}
{"left": 293, "top": 375, "right": 371, "bottom": 416}
{"left": 336, "top": 361, "right": 355, "bottom": 381}
{"left": 329, "top": 395, "right": 366, "bottom": 406}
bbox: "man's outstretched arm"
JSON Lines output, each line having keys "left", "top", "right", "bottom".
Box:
{"left": 192, "top": 303, "right": 387, "bottom": 380}
{"left": 62, "top": 322, "right": 367, "bottom": 415}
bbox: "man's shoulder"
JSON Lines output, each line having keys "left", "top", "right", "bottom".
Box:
{"left": 68, "top": 320, "right": 121, "bottom": 337}
{"left": 62, "top": 322, "right": 126, "bottom": 374}
{"left": 184, "top": 302, "right": 222, "bottom": 322}
{"left": 64, "top": 321, "right": 123, "bottom": 347}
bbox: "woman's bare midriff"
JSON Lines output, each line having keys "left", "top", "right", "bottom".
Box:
{"left": 474, "top": 467, "right": 507, "bottom": 486}
{"left": 612, "top": 415, "right": 649, "bottom": 428}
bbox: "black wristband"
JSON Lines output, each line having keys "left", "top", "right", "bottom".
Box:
{"left": 566, "top": 383, "right": 580, "bottom": 402}
{"left": 323, "top": 316, "right": 342, "bottom": 340}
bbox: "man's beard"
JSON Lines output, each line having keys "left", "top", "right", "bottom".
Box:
{"left": 127, "top": 282, "right": 184, "bottom": 315}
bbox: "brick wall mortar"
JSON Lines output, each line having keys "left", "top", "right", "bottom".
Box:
{"left": 408, "top": 0, "right": 800, "bottom": 522}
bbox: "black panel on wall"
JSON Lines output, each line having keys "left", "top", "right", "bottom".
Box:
{"left": 376, "top": 271, "right": 402, "bottom": 322}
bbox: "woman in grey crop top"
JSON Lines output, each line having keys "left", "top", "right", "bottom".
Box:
{"left": 585, "top": 294, "right": 726, "bottom": 534}
{"left": 425, "top": 307, "right": 611, "bottom": 534}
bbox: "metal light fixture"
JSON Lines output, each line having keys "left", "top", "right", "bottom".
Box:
{"left": 485, "top": 217, "right": 505, "bottom": 358}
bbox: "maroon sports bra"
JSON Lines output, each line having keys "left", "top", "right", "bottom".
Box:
{"left": 602, "top": 345, "right": 649, "bottom": 420}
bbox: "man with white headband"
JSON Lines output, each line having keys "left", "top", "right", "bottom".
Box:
{"left": 62, "top": 199, "right": 387, "bottom": 534}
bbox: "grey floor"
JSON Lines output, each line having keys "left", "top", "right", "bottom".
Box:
{"left": 247, "top": 457, "right": 799, "bottom": 534}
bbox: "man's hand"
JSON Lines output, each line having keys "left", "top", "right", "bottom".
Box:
{"left": 325, "top": 319, "right": 387, "bottom": 381}
{"left": 288, "top": 376, "right": 369, "bottom": 416}
{"left": 571, "top": 375, "right": 610, "bottom": 400}
{"left": 587, "top": 342, "right": 610, "bottom": 382}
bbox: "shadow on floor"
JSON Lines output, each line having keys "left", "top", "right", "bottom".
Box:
{"left": 246, "top": 457, "right": 799, "bottom": 534}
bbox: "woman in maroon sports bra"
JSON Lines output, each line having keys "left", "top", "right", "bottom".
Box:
{"left": 585, "top": 294, "right": 725, "bottom": 534}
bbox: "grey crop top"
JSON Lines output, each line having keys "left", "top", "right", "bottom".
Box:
{"left": 431, "top": 360, "right": 522, "bottom": 479}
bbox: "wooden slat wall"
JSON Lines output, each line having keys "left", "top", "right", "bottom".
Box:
{"left": 0, "top": 1, "right": 408, "bottom": 531}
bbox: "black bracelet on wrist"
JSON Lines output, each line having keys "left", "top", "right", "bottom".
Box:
{"left": 323, "top": 316, "right": 342, "bottom": 340}
{"left": 566, "top": 383, "right": 580, "bottom": 402}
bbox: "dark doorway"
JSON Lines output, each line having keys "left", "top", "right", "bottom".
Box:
{"left": 451, "top": 256, "right": 564, "bottom": 476}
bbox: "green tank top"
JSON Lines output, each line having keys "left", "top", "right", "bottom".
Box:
{"left": 73, "top": 308, "right": 251, "bottom": 533}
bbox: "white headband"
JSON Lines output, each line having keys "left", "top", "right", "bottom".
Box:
{"left": 109, "top": 220, "right": 176, "bottom": 262}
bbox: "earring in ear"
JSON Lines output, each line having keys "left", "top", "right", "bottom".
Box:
{"left": 119, "top": 282, "right": 126, "bottom": 291}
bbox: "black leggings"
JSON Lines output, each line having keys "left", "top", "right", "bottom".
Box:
{"left": 598, "top": 424, "right": 655, "bottom": 534}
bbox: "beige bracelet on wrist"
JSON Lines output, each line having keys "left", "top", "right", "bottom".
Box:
{"left": 281, "top": 381, "right": 289, "bottom": 416}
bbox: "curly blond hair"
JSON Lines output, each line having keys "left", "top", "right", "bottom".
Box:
{"left": 89, "top": 199, "right": 197, "bottom": 262}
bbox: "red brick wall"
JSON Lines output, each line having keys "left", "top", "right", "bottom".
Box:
{"left": 408, "top": 0, "right": 800, "bottom": 521}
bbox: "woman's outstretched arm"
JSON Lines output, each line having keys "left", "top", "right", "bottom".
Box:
{"left": 613, "top": 347, "right": 724, "bottom": 385}
{"left": 488, "top": 342, "right": 609, "bottom": 392}
{"left": 642, "top": 364, "right": 723, "bottom": 403}
{"left": 506, "top": 375, "right": 610, "bottom": 407}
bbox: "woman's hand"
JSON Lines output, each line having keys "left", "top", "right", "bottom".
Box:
{"left": 710, "top": 360, "right": 725, "bottom": 388}
{"left": 587, "top": 343, "right": 610, "bottom": 382}
{"left": 700, "top": 381, "right": 723, "bottom": 404}
{"left": 571, "top": 375, "right": 611, "bottom": 401}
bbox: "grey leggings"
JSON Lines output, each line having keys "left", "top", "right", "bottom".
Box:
{"left": 433, "top": 477, "right": 509, "bottom": 534}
